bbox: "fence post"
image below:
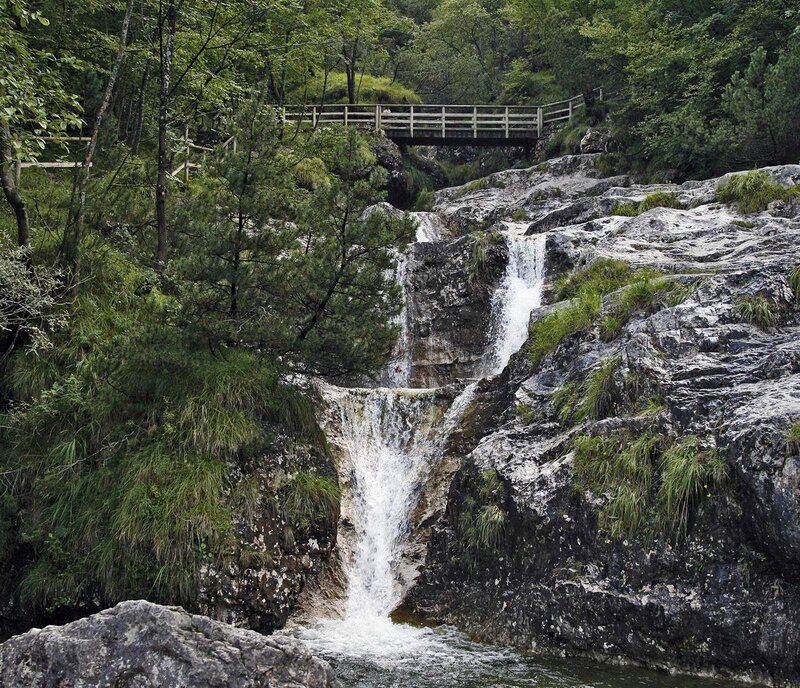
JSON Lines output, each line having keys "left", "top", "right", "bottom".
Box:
{"left": 233, "top": 137, "right": 237, "bottom": 153}
{"left": 441, "top": 106, "right": 446, "bottom": 138}
{"left": 375, "top": 104, "right": 381, "bottom": 131}
{"left": 410, "top": 105, "right": 414, "bottom": 137}
{"left": 344, "top": 105, "right": 348, "bottom": 127}
{"left": 505, "top": 106, "right": 510, "bottom": 139}
{"left": 537, "top": 106, "right": 543, "bottom": 138}
{"left": 184, "top": 123, "right": 190, "bottom": 182}
{"left": 312, "top": 106, "right": 317, "bottom": 129}
{"left": 473, "top": 107, "right": 477, "bottom": 138}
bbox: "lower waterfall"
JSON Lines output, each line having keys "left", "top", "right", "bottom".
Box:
{"left": 281, "top": 222, "right": 554, "bottom": 685}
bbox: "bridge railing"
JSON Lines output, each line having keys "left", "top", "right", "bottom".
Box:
{"left": 283, "top": 91, "right": 598, "bottom": 140}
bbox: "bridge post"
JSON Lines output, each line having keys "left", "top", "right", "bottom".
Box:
{"left": 410, "top": 105, "right": 414, "bottom": 137}
{"left": 344, "top": 105, "right": 349, "bottom": 126}
{"left": 537, "top": 106, "right": 543, "bottom": 138}
{"left": 569, "top": 99, "right": 574, "bottom": 120}
{"left": 505, "top": 106, "right": 509, "bottom": 138}
{"left": 312, "top": 106, "right": 317, "bottom": 129}
{"left": 441, "top": 106, "right": 445, "bottom": 138}
{"left": 375, "top": 105, "right": 381, "bottom": 131}
{"left": 473, "top": 106, "right": 477, "bottom": 138}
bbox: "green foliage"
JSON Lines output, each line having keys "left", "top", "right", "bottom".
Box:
{"left": 789, "top": 265, "right": 800, "bottom": 305}
{"left": 553, "top": 259, "right": 633, "bottom": 302}
{"left": 289, "top": 72, "right": 421, "bottom": 104}
{"left": 573, "top": 431, "right": 725, "bottom": 541}
{"left": 717, "top": 171, "right": 792, "bottom": 214}
{"left": 281, "top": 472, "right": 340, "bottom": 528}
{"left": 735, "top": 295, "right": 777, "bottom": 330}
{"left": 456, "top": 468, "right": 507, "bottom": 567}
{"left": 455, "top": 177, "right": 489, "bottom": 199}
{"left": 467, "top": 229, "right": 501, "bottom": 287}
{"left": 638, "top": 192, "right": 683, "bottom": 213}
{"left": 414, "top": 189, "right": 435, "bottom": 211}
{"left": 786, "top": 422, "right": 800, "bottom": 456}
{"left": 658, "top": 437, "right": 727, "bottom": 538}
{"left": 611, "top": 192, "right": 682, "bottom": 217}
{"left": 576, "top": 357, "right": 621, "bottom": 422}
{"left": 527, "top": 289, "right": 601, "bottom": 368}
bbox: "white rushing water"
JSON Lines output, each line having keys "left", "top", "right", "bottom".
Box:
{"left": 284, "top": 218, "right": 550, "bottom": 684}
{"left": 484, "top": 222, "right": 547, "bottom": 375}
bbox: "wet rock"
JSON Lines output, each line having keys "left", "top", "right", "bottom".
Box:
{"left": 0, "top": 599, "right": 337, "bottom": 688}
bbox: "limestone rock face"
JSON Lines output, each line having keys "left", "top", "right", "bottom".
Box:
{"left": 404, "top": 154, "right": 800, "bottom": 684}
{"left": 0, "top": 600, "right": 337, "bottom": 688}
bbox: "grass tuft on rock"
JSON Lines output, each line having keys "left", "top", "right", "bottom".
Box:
{"left": 786, "top": 422, "right": 800, "bottom": 456}
{"left": 790, "top": 265, "right": 800, "bottom": 305}
{"left": 735, "top": 295, "right": 777, "bottom": 330}
{"left": 717, "top": 170, "right": 796, "bottom": 214}
{"left": 527, "top": 289, "right": 601, "bottom": 367}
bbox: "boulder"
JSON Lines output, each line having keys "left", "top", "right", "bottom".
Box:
{"left": 579, "top": 127, "right": 613, "bottom": 153}
{"left": 0, "top": 600, "right": 337, "bottom": 688}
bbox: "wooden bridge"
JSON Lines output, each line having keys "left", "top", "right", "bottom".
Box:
{"left": 283, "top": 92, "right": 600, "bottom": 146}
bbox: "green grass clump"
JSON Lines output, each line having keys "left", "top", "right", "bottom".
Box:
{"left": 611, "top": 192, "right": 682, "bottom": 217}
{"left": 289, "top": 71, "right": 421, "bottom": 104}
{"left": 455, "top": 177, "right": 489, "bottom": 198}
{"left": 786, "top": 422, "right": 800, "bottom": 456}
{"left": 658, "top": 436, "right": 726, "bottom": 538}
{"left": 735, "top": 295, "right": 777, "bottom": 330}
{"left": 790, "top": 265, "right": 800, "bottom": 305}
{"left": 281, "top": 472, "right": 340, "bottom": 528}
{"left": 528, "top": 289, "right": 601, "bottom": 367}
{"left": 552, "top": 259, "right": 634, "bottom": 302}
{"left": 717, "top": 170, "right": 794, "bottom": 214}
{"left": 612, "top": 202, "right": 640, "bottom": 217}
{"left": 474, "top": 504, "right": 507, "bottom": 550}
{"left": 415, "top": 189, "right": 435, "bottom": 211}
{"left": 574, "top": 431, "right": 725, "bottom": 541}
{"left": 456, "top": 469, "right": 507, "bottom": 567}
{"left": 576, "top": 357, "right": 621, "bottom": 422}
{"left": 638, "top": 191, "right": 682, "bottom": 212}
{"left": 467, "top": 229, "right": 501, "bottom": 286}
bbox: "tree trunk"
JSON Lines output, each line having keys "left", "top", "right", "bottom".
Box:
{"left": 156, "top": 0, "right": 177, "bottom": 270}
{"left": 0, "top": 122, "right": 30, "bottom": 250}
{"left": 69, "top": 0, "right": 135, "bottom": 293}
{"left": 130, "top": 62, "right": 150, "bottom": 155}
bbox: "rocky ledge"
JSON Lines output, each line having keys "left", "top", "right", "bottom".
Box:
{"left": 0, "top": 600, "right": 337, "bottom": 687}
{"left": 403, "top": 155, "right": 800, "bottom": 686}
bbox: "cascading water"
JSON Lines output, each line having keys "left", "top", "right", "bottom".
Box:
{"left": 282, "top": 217, "right": 552, "bottom": 685}
{"left": 483, "top": 222, "right": 547, "bottom": 375}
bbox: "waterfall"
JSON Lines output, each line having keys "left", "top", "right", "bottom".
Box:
{"left": 484, "top": 223, "right": 547, "bottom": 375}
{"left": 385, "top": 253, "right": 412, "bottom": 387}
{"left": 284, "top": 215, "right": 546, "bottom": 674}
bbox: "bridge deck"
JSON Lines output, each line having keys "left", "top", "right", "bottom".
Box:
{"left": 283, "top": 94, "right": 596, "bottom": 146}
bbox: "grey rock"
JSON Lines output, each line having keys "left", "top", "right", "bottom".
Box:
{"left": 0, "top": 599, "right": 337, "bottom": 687}
{"left": 580, "top": 127, "right": 613, "bottom": 154}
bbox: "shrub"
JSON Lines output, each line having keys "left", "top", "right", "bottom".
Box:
{"left": 658, "top": 436, "right": 726, "bottom": 538}
{"left": 717, "top": 170, "right": 791, "bottom": 214}
{"left": 289, "top": 72, "right": 421, "bottom": 104}
{"left": 736, "top": 295, "right": 777, "bottom": 330}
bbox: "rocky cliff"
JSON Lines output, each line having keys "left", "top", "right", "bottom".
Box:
{"left": 398, "top": 155, "right": 800, "bottom": 685}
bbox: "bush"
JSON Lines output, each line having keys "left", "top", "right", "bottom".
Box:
{"left": 717, "top": 170, "right": 792, "bottom": 214}
{"left": 611, "top": 202, "right": 639, "bottom": 217}
{"left": 735, "top": 295, "right": 777, "bottom": 330}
